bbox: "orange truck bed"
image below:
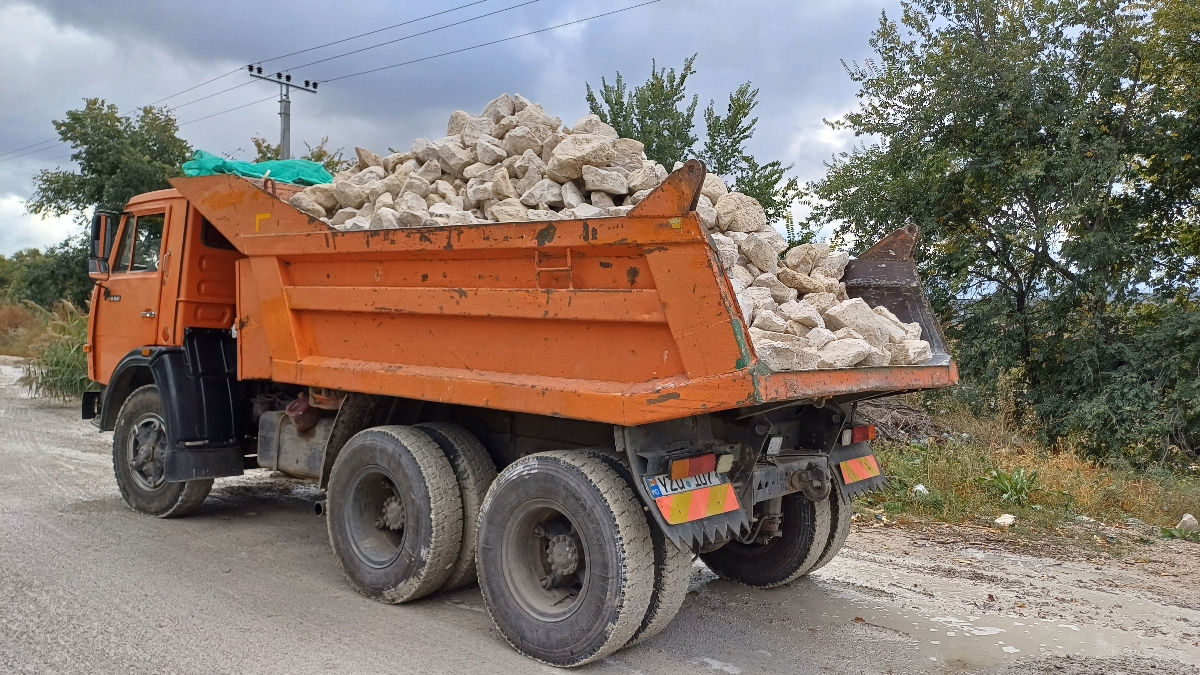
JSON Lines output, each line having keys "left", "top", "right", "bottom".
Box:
{"left": 170, "top": 161, "right": 956, "bottom": 427}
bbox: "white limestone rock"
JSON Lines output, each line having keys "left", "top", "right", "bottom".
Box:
{"left": 776, "top": 268, "right": 841, "bottom": 295}
{"left": 570, "top": 203, "right": 607, "bottom": 219}
{"left": 753, "top": 273, "right": 796, "bottom": 304}
{"left": 447, "top": 110, "right": 471, "bottom": 136}
{"left": 333, "top": 181, "right": 369, "bottom": 209}
{"left": 804, "top": 326, "right": 837, "bottom": 349}
{"left": 355, "top": 146, "right": 384, "bottom": 170}
{"left": 715, "top": 192, "right": 767, "bottom": 233}
{"left": 701, "top": 173, "right": 728, "bottom": 204}
{"left": 582, "top": 165, "right": 629, "bottom": 195}
{"left": 434, "top": 138, "right": 474, "bottom": 177}
{"left": 816, "top": 338, "right": 874, "bottom": 368}
{"left": 822, "top": 298, "right": 907, "bottom": 349}
{"left": 627, "top": 166, "right": 662, "bottom": 193}
{"left": 302, "top": 183, "right": 339, "bottom": 213}
{"left": 783, "top": 244, "right": 826, "bottom": 275}
{"left": 571, "top": 114, "right": 618, "bottom": 138}
{"left": 520, "top": 178, "right": 564, "bottom": 208}
{"left": 777, "top": 300, "right": 824, "bottom": 328}
{"left": 560, "top": 180, "right": 585, "bottom": 209}
{"left": 401, "top": 174, "right": 431, "bottom": 198}
{"left": 349, "top": 165, "right": 385, "bottom": 186}
{"left": 330, "top": 207, "right": 357, "bottom": 226}
{"left": 885, "top": 339, "right": 933, "bottom": 366}
{"left": 813, "top": 251, "right": 850, "bottom": 280}
{"left": 370, "top": 208, "right": 401, "bottom": 230}
{"left": 503, "top": 126, "right": 550, "bottom": 158}
{"left": 491, "top": 198, "right": 529, "bottom": 222}
{"left": 739, "top": 233, "right": 779, "bottom": 274}
{"left": 590, "top": 191, "right": 615, "bottom": 208}
{"left": 288, "top": 192, "right": 326, "bottom": 219}
{"left": 476, "top": 137, "right": 508, "bottom": 165}
{"left": 710, "top": 232, "right": 739, "bottom": 270}
{"left": 481, "top": 93, "right": 515, "bottom": 123}
{"left": 695, "top": 194, "right": 718, "bottom": 231}
{"left": 546, "top": 134, "right": 617, "bottom": 182}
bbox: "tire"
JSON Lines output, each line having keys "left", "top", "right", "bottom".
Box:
{"left": 809, "top": 476, "right": 852, "bottom": 573}
{"left": 112, "top": 384, "right": 213, "bottom": 518}
{"left": 582, "top": 449, "right": 692, "bottom": 646}
{"left": 412, "top": 422, "right": 497, "bottom": 591}
{"left": 476, "top": 451, "right": 654, "bottom": 667}
{"left": 699, "top": 491, "right": 831, "bottom": 588}
{"left": 326, "top": 426, "right": 463, "bottom": 603}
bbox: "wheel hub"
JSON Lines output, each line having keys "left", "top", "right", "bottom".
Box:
{"left": 128, "top": 415, "right": 166, "bottom": 490}
{"left": 375, "top": 495, "right": 405, "bottom": 531}
{"left": 546, "top": 534, "right": 580, "bottom": 577}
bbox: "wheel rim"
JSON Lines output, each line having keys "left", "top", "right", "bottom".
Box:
{"left": 344, "top": 464, "right": 408, "bottom": 569}
{"left": 501, "top": 499, "right": 591, "bottom": 623}
{"left": 127, "top": 412, "right": 167, "bottom": 491}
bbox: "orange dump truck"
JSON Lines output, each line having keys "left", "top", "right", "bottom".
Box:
{"left": 83, "top": 161, "right": 955, "bottom": 666}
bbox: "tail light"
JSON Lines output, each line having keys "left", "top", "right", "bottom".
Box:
{"left": 841, "top": 425, "right": 876, "bottom": 445}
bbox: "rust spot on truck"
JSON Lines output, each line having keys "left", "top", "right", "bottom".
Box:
{"left": 646, "top": 392, "right": 680, "bottom": 404}
{"left": 626, "top": 266, "right": 640, "bottom": 286}
{"left": 536, "top": 223, "right": 556, "bottom": 246}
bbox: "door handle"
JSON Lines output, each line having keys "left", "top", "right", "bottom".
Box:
{"left": 140, "top": 311, "right": 156, "bottom": 318}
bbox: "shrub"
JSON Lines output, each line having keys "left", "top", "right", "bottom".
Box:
{"left": 22, "top": 301, "right": 91, "bottom": 399}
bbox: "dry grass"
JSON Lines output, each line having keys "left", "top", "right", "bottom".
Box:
{"left": 860, "top": 396, "right": 1200, "bottom": 533}
{"left": 0, "top": 303, "right": 50, "bottom": 356}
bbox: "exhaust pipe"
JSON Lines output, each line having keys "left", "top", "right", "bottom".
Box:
{"left": 314, "top": 500, "right": 327, "bottom": 516}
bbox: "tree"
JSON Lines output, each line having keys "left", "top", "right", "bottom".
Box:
{"left": 700, "top": 84, "right": 803, "bottom": 231}
{"left": 249, "top": 135, "right": 351, "bottom": 174}
{"left": 587, "top": 54, "right": 699, "bottom": 168}
{"left": 28, "top": 98, "right": 191, "bottom": 217}
{"left": 803, "top": 0, "right": 1198, "bottom": 458}
{"left": 586, "top": 56, "right": 805, "bottom": 238}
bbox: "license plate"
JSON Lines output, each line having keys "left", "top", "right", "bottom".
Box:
{"left": 645, "top": 470, "right": 726, "bottom": 498}
{"left": 645, "top": 471, "right": 741, "bottom": 525}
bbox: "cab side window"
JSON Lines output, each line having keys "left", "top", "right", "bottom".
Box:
{"left": 111, "top": 212, "right": 166, "bottom": 273}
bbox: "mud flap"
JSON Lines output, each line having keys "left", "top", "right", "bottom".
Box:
{"left": 828, "top": 441, "right": 888, "bottom": 498}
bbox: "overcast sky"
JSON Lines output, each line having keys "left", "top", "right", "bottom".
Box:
{"left": 0, "top": 0, "right": 896, "bottom": 255}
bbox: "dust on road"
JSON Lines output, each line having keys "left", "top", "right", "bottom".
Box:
{"left": 0, "top": 356, "right": 1195, "bottom": 674}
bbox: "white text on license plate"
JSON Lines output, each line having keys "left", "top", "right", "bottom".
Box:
{"left": 645, "top": 471, "right": 727, "bottom": 499}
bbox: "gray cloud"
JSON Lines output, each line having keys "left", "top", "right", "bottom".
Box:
{"left": 0, "top": 0, "right": 897, "bottom": 253}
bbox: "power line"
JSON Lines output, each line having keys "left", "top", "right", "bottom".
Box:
{"left": 147, "top": 66, "right": 245, "bottom": 106}
{"left": 258, "top": 0, "right": 490, "bottom": 67}
{"left": 168, "top": 80, "right": 255, "bottom": 111}
{"left": 282, "top": 0, "right": 541, "bottom": 73}
{"left": 180, "top": 95, "right": 279, "bottom": 125}
{"left": 0, "top": 137, "right": 59, "bottom": 161}
{"left": 323, "top": 0, "right": 665, "bottom": 83}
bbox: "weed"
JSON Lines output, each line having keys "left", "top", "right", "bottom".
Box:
{"left": 21, "top": 301, "right": 92, "bottom": 399}
{"left": 1160, "top": 527, "right": 1200, "bottom": 542}
{"left": 979, "top": 467, "right": 1039, "bottom": 505}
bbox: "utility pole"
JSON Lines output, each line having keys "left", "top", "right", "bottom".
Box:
{"left": 248, "top": 65, "right": 318, "bottom": 160}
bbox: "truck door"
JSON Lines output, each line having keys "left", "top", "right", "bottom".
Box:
{"left": 91, "top": 207, "right": 169, "bottom": 384}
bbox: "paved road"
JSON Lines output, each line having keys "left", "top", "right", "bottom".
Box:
{"left": 1, "top": 359, "right": 1196, "bottom": 674}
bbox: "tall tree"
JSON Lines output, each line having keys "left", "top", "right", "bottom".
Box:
{"left": 804, "top": 0, "right": 1198, "bottom": 457}
{"left": 28, "top": 98, "right": 191, "bottom": 217}
{"left": 586, "top": 54, "right": 699, "bottom": 168}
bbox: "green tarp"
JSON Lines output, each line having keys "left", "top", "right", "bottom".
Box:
{"left": 181, "top": 150, "right": 332, "bottom": 185}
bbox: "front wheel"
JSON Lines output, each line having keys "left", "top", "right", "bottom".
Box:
{"left": 476, "top": 452, "right": 654, "bottom": 667}
{"left": 112, "top": 384, "right": 212, "bottom": 518}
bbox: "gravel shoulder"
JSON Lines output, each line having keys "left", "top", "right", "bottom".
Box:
{"left": 0, "top": 355, "right": 1195, "bottom": 674}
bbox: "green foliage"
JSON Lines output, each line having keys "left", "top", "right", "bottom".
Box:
{"left": 249, "top": 134, "right": 351, "bottom": 174}
{"left": 1160, "top": 527, "right": 1200, "bottom": 542}
{"left": 979, "top": 467, "right": 1039, "bottom": 506}
{"left": 586, "top": 55, "right": 807, "bottom": 236}
{"left": 587, "top": 54, "right": 699, "bottom": 168}
{"left": 805, "top": 0, "right": 1200, "bottom": 460}
{"left": 28, "top": 98, "right": 191, "bottom": 216}
{"left": 21, "top": 301, "right": 91, "bottom": 400}
{"left": 701, "top": 84, "right": 804, "bottom": 227}
{"left": 0, "top": 237, "right": 93, "bottom": 309}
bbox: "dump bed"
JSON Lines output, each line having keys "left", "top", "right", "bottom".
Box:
{"left": 170, "top": 161, "right": 956, "bottom": 426}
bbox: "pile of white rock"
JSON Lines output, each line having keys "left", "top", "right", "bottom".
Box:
{"left": 285, "top": 93, "right": 933, "bottom": 371}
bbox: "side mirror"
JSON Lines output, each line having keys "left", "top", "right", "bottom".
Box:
{"left": 89, "top": 210, "right": 118, "bottom": 280}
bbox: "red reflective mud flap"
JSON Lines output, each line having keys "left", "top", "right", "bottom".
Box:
{"left": 829, "top": 442, "right": 887, "bottom": 498}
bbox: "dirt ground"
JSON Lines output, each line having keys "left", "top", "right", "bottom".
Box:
{"left": 0, "top": 355, "right": 1196, "bottom": 674}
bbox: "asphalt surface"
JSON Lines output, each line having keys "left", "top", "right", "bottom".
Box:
{"left": 1, "top": 357, "right": 1196, "bottom": 674}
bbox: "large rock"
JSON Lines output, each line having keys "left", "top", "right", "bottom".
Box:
{"left": 816, "top": 338, "right": 874, "bottom": 368}
{"left": 369, "top": 208, "right": 402, "bottom": 230}
{"left": 569, "top": 203, "right": 607, "bottom": 219}
{"left": 1178, "top": 514, "right": 1199, "bottom": 533}
{"left": 303, "top": 183, "right": 339, "bottom": 212}
{"left": 415, "top": 158, "right": 442, "bottom": 183}
{"left": 737, "top": 286, "right": 776, "bottom": 324}
{"left": 382, "top": 152, "right": 412, "bottom": 173}
{"left": 752, "top": 273, "right": 796, "bottom": 304}
{"left": 751, "top": 308, "right": 790, "bottom": 333}
{"left": 560, "top": 180, "right": 585, "bottom": 208}
{"left": 446, "top": 110, "right": 471, "bottom": 136}
{"left": 582, "top": 165, "right": 629, "bottom": 195}
{"left": 804, "top": 326, "right": 837, "bottom": 349}
{"left": 330, "top": 207, "right": 357, "bottom": 226}
{"left": 401, "top": 174, "right": 431, "bottom": 198}
{"left": 355, "top": 146, "right": 384, "bottom": 170}
{"left": 701, "top": 174, "right": 728, "bottom": 204}
{"left": 288, "top": 192, "right": 326, "bottom": 219}
{"left": 784, "top": 243, "right": 828, "bottom": 274}
{"left": 777, "top": 268, "right": 840, "bottom": 294}
{"left": 777, "top": 300, "right": 824, "bottom": 328}
{"left": 476, "top": 137, "right": 508, "bottom": 165}
{"left": 460, "top": 115, "right": 497, "bottom": 148}
{"left": 627, "top": 166, "right": 661, "bottom": 193}
{"left": 349, "top": 165, "right": 385, "bottom": 185}
{"left": 513, "top": 149, "right": 546, "bottom": 178}
{"left": 520, "top": 178, "right": 564, "bottom": 208}
{"left": 739, "top": 233, "right": 779, "bottom": 273}
{"left": 710, "top": 232, "right": 739, "bottom": 269}
{"left": 571, "top": 114, "right": 618, "bottom": 138}
{"left": 885, "top": 340, "right": 933, "bottom": 365}
{"left": 481, "top": 93, "right": 515, "bottom": 123}
{"left": 695, "top": 195, "right": 718, "bottom": 230}
{"left": 801, "top": 292, "right": 840, "bottom": 313}
{"left": 728, "top": 265, "right": 755, "bottom": 293}
{"left": 715, "top": 192, "right": 767, "bottom": 232}
{"left": 823, "top": 298, "right": 907, "bottom": 349}
{"left": 411, "top": 137, "right": 438, "bottom": 164}
{"left": 434, "top": 138, "right": 474, "bottom": 177}
{"left": 590, "top": 191, "right": 615, "bottom": 208}
{"left": 813, "top": 251, "right": 850, "bottom": 280}
{"left": 546, "top": 134, "right": 617, "bottom": 182}
{"left": 333, "top": 181, "right": 369, "bottom": 209}
{"left": 491, "top": 198, "right": 529, "bottom": 222}
{"left": 503, "top": 126, "right": 549, "bottom": 157}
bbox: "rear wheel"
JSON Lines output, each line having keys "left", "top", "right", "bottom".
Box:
{"left": 326, "top": 426, "right": 463, "bottom": 603}
{"left": 700, "top": 491, "right": 831, "bottom": 588}
{"left": 412, "top": 422, "right": 497, "bottom": 590}
{"left": 112, "top": 384, "right": 212, "bottom": 518}
{"left": 809, "top": 476, "right": 852, "bottom": 573}
{"left": 476, "top": 452, "right": 654, "bottom": 667}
